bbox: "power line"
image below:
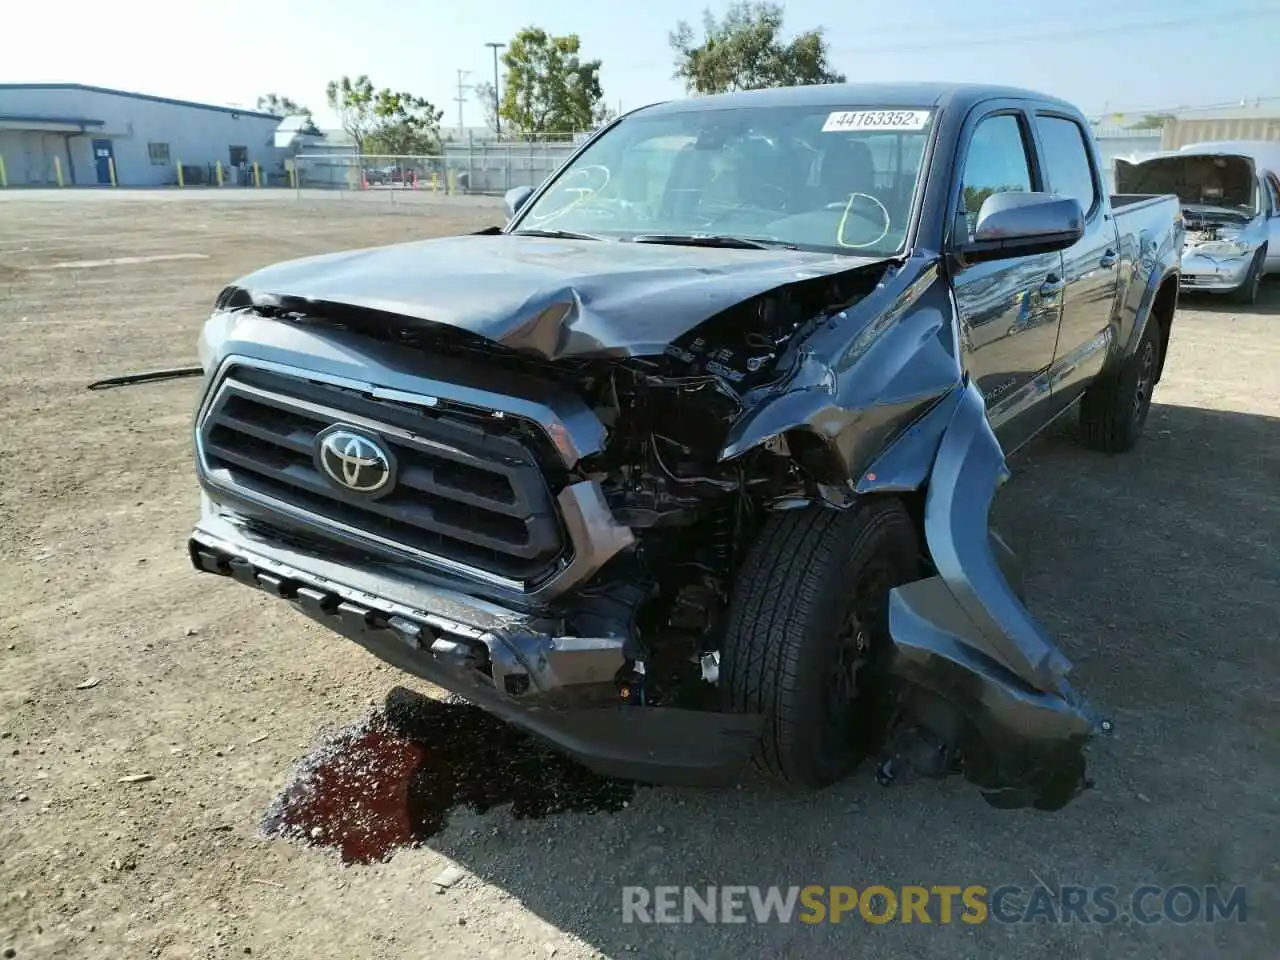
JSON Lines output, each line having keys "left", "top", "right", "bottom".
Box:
{"left": 826, "top": 5, "right": 1280, "bottom": 55}
{"left": 821, "top": 0, "right": 1210, "bottom": 46}
{"left": 453, "top": 69, "right": 473, "bottom": 135}
{"left": 609, "top": 4, "right": 1280, "bottom": 72}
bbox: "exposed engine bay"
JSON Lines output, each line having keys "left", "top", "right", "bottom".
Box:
{"left": 1115, "top": 153, "right": 1257, "bottom": 213}
{"left": 240, "top": 263, "right": 888, "bottom": 709}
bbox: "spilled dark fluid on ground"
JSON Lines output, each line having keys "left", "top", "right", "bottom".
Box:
{"left": 261, "top": 687, "right": 636, "bottom": 864}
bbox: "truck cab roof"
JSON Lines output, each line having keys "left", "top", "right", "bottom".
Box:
{"left": 633, "top": 81, "right": 1081, "bottom": 119}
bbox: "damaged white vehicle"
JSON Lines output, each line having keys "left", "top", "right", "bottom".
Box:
{"left": 1116, "top": 142, "right": 1280, "bottom": 304}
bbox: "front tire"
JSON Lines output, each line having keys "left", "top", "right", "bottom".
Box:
{"left": 1230, "top": 248, "right": 1265, "bottom": 305}
{"left": 1078, "top": 315, "right": 1162, "bottom": 453}
{"left": 721, "top": 501, "right": 921, "bottom": 787}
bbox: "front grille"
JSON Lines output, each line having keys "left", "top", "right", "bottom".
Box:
{"left": 197, "top": 364, "right": 567, "bottom": 583}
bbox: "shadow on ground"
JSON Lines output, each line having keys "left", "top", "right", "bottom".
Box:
{"left": 1177, "top": 277, "right": 1280, "bottom": 317}
{"left": 265, "top": 401, "right": 1279, "bottom": 960}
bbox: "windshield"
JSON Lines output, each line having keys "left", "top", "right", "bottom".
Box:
{"left": 513, "top": 105, "right": 935, "bottom": 256}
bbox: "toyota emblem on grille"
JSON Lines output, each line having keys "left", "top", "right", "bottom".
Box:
{"left": 315, "top": 427, "right": 395, "bottom": 496}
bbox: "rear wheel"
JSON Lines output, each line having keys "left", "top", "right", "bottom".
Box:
{"left": 1078, "top": 316, "right": 1162, "bottom": 453}
{"left": 721, "top": 501, "right": 921, "bottom": 787}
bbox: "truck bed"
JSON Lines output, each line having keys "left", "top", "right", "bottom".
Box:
{"left": 1110, "top": 193, "right": 1177, "bottom": 212}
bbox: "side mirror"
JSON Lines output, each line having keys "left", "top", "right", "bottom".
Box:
{"left": 504, "top": 185, "right": 535, "bottom": 220}
{"left": 959, "top": 192, "right": 1084, "bottom": 264}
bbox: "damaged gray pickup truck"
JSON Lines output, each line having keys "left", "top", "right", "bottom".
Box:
{"left": 189, "top": 82, "right": 1184, "bottom": 811}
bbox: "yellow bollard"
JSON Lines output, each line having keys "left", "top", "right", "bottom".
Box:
{"left": 176, "top": 160, "right": 185, "bottom": 187}
{"left": 253, "top": 161, "right": 261, "bottom": 188}
{"left": 0, "top": 155, "right": 7, "bottom": 188}
{"left": 216, "top": 161, "right": 224, "bottom": 187}
{"left": 447, "top": 170, "right": 456, "bottom": 195}
{"left": 54, "top": 155, "right": 64, "bottom": 187}
{"left": 108, "top": 157, "right": 118, "bottom": 187}
{"left": 287, "top": 159, "right": 296, "bottom": 189}
{"left": 431, "top": 172, "right": 438, "bottom": 194}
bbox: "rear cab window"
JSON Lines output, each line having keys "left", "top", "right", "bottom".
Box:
{"left": 1033, "top": 114, "right": 1100, "bottom": 217}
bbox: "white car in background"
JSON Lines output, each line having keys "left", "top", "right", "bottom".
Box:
{"left": 1116, "top": 140, "right": 1280, "bottom": 304}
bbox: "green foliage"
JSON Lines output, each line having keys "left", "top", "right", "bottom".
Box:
{"left": 256, "top": 93, "right": 311, "bottom": 119}
{"left": 326, "top": 75, "right": 443, "bottom": 155}
{"left": 474, "top": 81, "right": 501, "bottom": 135}
{"left": 670, "top": 1, "right": 845, "bottom": 95}
{"left": 366, "top": 90, "right": 444, "bottom": 156}
{"left": 497, "top": 27, "right": 605, "bottom": 139}
{"left": 326, "top": 75, "right": 376, "bottom": 152}
{"left": 1135, "top": 113, "right": 1176, "bottom": 130}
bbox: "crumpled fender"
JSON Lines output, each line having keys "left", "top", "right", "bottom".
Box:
{"left": 883, "top": 379, "right": 1109, "bottom": 809}
{"left": 916, "top": 380, "right": 1073, "bottom": 692}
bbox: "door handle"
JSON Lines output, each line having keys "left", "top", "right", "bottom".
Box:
{"left": 1099, "top": 250, "right": 1118, "bottom": 268}
{"left": 1039, "top": 274, "right": 1065, "bottom": 295}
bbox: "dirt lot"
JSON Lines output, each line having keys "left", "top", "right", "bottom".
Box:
{"left": 1, "top": 194, "right": 1277, "bottom": 960}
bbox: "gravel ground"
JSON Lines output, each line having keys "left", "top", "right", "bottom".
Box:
{"left": 1, "top": 194, "right": 1277, "bottom": 960}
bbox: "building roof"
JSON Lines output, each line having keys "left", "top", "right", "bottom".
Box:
{"left": 0, "top": 113, "right": 105, "bottom": 130}
{"left": 1169, "top": 102, "right": 1280, "bottom": 122}
{"left": 0, "top": 83, "right": 281, "bottom": 120}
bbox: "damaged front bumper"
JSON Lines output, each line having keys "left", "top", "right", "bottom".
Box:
{"left": 189, "top": 508, "right": 764, "bottom": 786}
{"left": 1178, "top": 250, "right": 1255, "bottom": 292}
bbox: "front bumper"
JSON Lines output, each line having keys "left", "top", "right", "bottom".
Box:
{"left": 189, "top": 509, "right": 763, "bottom": 786}
{"left": 1178, "top": 251, "right": 1254, "bottom": 292}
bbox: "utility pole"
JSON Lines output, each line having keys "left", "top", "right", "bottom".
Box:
{"left": 485, "top": 41, "right": 505, "bottom": 139}
{"left": 454, "top": 69, "right": 473, "bottom": 137}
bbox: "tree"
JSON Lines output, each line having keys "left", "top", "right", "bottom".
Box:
{"left": 474, "top": 81, "right": 501, "bottom": 136}
{"left": 670, "top": 1, "right": 845, "bottom": 95}
{"left": 365, "top": 90, "right": 444, "bottom": 156}
{"left": 498, "top": 27, "right": 605, "bottom": 139}
{"left": 256, "top": 93, "right": 312, "bottom": 118}
{"left": 326, "top": 75, "right": 377, "bottom": 152}
{"left": 1135, "top": 113, "right": 1176, "bottom": 130}
{"left": 326, "top": 75, "right": 443, "bottom": 155}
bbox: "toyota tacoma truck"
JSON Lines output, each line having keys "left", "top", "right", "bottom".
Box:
{"left": 189, "top": 82, "right": 1183, "bottom": 811}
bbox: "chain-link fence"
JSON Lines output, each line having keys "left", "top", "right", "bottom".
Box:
{"left": 292, "top": 141, "right": 581, "bottom": 198}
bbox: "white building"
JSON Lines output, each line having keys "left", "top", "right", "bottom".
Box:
{"left": 0, "top": 83, "right": 285, "bottom": 187}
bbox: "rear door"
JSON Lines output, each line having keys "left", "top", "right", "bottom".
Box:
{"left": 1030, "top": 110, "right": 1120, "bottom": 408}
{"left": 949, "top": 106, "right": 1064, "bottom": 452}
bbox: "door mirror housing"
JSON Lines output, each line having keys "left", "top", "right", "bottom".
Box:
{"left": 504, "top": 185, "right": 535, "bottom": 220}
{"left": 958, "top": 192, "right": 1085, "bottom": 264}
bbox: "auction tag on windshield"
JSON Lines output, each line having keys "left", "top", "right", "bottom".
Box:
{"left": 823, "top": 110, "right": 931, "bottom": 132}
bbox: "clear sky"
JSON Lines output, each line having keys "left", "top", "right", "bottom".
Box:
{"left": 6, "top": 0, "right": 1278, "bottom": 126}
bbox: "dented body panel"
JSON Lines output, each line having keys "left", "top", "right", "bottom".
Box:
{"left": 188, "top": 81, "right": 1183, "bottom": 810}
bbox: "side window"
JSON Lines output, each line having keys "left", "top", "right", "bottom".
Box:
{"left": 958, "top": 114, "right": 1034, "bottom": 240}
{"left": 1266, "top": 173, "right": 1280, "bottom": 216}
{"left": 1034, "top": 115, "right": 1099, "bottom": 215}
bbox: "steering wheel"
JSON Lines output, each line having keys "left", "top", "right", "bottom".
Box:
{"left": 825, "top": 193, "right": 887, "bottom": 222}
{"left": 527, "top": 165, "right": 613, "bottom": 223}
{"left": 827, "top": 192, "right": 892, "bottom": 249}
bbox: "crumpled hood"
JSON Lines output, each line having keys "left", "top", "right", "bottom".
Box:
{"left": 232, "top": 233, "right": 891, "bottom": 359}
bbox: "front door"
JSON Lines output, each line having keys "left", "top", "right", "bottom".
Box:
{"left": 1265, "top": 171, "right": 1280, "bottom": 273}
{"left": 92, "top": 139, "right": 114, "bottom": 184}
{"left": 950, "top": 110, "right": 1064, "bottom": 452}
{"left": 1032, "top": 112, "right": 1120, "bottom": 407}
